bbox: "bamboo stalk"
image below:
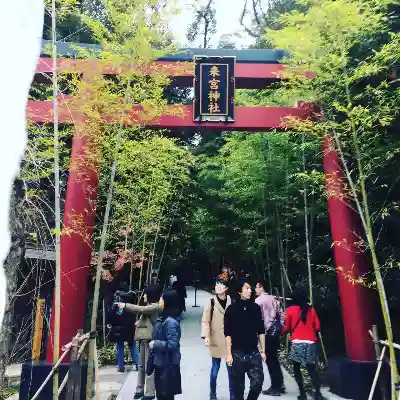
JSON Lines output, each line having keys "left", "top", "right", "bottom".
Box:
{"left": 318, "top": 332, "right": 328, "bottom": 367}
{"left": 157, "top": 186, "right": 185, "bottom": 274}
{"left": 51, "top": 0, "right": 61, "bottom": 398}
{"left": 149, "top": 204, "right": 166, "bottom": 281}
{"left": 148, "top": 175, "right": 175, "bottom": 278}
{"left": 261, "top": 135, "right": 273, "bottom": 293}
{"left": 138, "top": 180, "right": 155, "bottom": 293}
{"left": 284, "top": 144, "right": 290, "bottom": 291}
{"left": 301, "top": 135, "right": 314, "bottom": 305}
{"left": 282, "top": 267, "right": 293, "bottom": 293}
{"left": 130, "top": 226, "right": 135, "bottom": 291}
{"left": 262, "top": 195, "right": 272, "bottom": 293}
{"left": 94, "top": 339, "right": 100, "bottom": 400}
{"left": 102, "top": 300, "right": 106, "bottom": 347}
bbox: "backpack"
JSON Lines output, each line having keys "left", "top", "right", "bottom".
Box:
{"left": 267, "top": 297, "right": 284, "bottom": 338}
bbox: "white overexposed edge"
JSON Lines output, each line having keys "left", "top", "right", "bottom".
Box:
{"left": 0, "top": 0, "right": 44, "bottom": 326}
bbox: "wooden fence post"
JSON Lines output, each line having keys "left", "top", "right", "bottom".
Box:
{"left": 372, "top": 325, "right": 388, "bottom": 400}
{"left": 66, "top": 330, "right": 84, "bottom": 400}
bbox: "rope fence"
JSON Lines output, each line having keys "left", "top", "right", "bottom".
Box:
{"left": 31, "top": 330, "right": 97, "bottom": 400}
{"left": 368, "top": 326, "right": 400, "bottom": 400}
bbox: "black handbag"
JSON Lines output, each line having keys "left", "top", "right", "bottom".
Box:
{"left": 146, "top": 350, "right": 155, "bottom": 376}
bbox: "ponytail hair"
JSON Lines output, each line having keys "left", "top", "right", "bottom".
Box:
{"left": 291, "top": 288, "right": 310, "bottom": 323}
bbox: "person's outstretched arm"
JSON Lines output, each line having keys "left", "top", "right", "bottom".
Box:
{"left": 118, "top": 302, "right": 159, "bottom": 315}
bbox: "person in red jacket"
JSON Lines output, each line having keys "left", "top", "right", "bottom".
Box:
{"left": 282, "top": 288, "right": 324, "bottom": 400}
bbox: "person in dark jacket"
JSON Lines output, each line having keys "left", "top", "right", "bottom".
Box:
{"left": 149, "top": 289, "right": 182, "bottom": 400}
{"left": 108, "top": 282, "right": 139, "bottom": 372}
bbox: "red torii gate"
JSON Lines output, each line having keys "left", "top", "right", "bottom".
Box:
{"left": 27, "top": 45, "right": 375, "bottom": 396}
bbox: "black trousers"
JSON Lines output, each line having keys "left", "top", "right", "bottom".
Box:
{"left": 293, "top": 361, "right": 321, "bottom": 396}
{"left": 232, "top": 350, "right": 264, "bottom": 400}
{"left": 265, "top": 335, "right": 284, "bottom": 389}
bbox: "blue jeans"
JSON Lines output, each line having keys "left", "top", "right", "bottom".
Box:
{"left": 210, "top": 357, "right": 234, "bottom": 399}
{"left": 116, "top": 341, "right": 139, "bottom": 370}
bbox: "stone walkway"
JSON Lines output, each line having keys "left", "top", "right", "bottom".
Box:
{"left": 117, "top": 287, "right": 342, "bottom": 400}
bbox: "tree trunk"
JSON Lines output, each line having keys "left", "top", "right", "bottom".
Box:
{"left": 0, "top": 184, "right": 24, "bottom": 392}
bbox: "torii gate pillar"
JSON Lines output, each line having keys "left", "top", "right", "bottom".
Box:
{"left": 323, "top": 135, "right": 378, "bottom": 400}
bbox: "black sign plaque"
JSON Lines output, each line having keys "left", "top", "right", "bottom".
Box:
{"left": 193, "top": 56, "right": 235, "bottom": 122}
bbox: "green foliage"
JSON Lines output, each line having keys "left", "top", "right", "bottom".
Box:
{"left": 96, "top": 133, "right": 194, "bottom": 271}
{"left": 97, "top": 342, "right": 116, "bottom": 366}
{"left": 97, "top": 342, "right": 138, "bottom": 367}
{"left": 267, "top": 0, "right": 400, "bottom": 277}
{"left": 16, "top": 124, "right": 72, "bottom": 247}
{"left": 189, "top": 131, "right": 331, "bottom": 288}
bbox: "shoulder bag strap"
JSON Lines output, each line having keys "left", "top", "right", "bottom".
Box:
{"left": 292, "top": 316, "right": 302, "bottom": 334}
{"left": 210, "top": 298, "right": 215, "bottom": 323}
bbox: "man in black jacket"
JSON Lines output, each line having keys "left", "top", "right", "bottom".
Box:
{"left": 108, "top": 282, "right": 138, "bottom": 372}
{"left": 224, "top": 279, "right": 266, "bottom": 400}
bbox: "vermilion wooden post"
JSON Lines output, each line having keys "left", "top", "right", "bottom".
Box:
{"left": 323, "top": 135, "right": 375, "bottom": 361}
{"left": 46, "top": 121, "right": 98, "bottom": 363}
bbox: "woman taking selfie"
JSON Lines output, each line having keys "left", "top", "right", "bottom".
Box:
{"left": 282, "top": 288, "right": 324, "bottom": 400}
{"left": 149, "top": 289, "right": 182, "bottom": 400}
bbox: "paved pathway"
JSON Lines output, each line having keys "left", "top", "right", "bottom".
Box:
{"left": 117, "top": 287, "right": 342, "bottom": 400}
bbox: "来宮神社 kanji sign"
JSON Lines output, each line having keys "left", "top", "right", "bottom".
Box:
{"left": 193, "top": 56, "right": 235, "bottom": 122}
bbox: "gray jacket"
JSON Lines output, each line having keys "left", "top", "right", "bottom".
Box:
{"left": 152, "top": 316, "right": 181, "bottom": 367}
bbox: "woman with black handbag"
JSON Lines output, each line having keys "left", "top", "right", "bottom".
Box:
{"left": 282, "top": 288, "right": 325, "bottom": 400}
{"left": 148, "top": 289, "right": 182, "bottom": 400}
{"left": 116, "top": 284, "right": 161, "bottom": 400}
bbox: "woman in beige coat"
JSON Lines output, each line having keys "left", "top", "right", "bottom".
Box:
{"left": 117, "top": 284, "right": 161, "bottom": 400}
{"left": 201, "top": 277, "right": 234, "bottom": 400}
